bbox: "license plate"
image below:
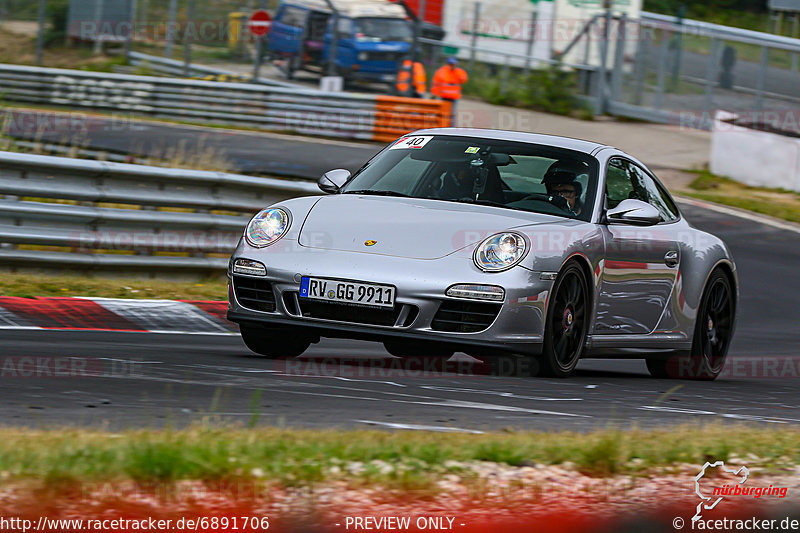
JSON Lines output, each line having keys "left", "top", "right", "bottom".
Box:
{"left": 299, "top": 277, "right": 395, "bottom": 308}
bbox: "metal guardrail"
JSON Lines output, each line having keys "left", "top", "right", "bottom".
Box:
{"left": 641, "top": 11, "right": 800, "bottom": 52}
{"left": 0, "top": 151, "right": 318, "bottom": 272}
{"left": 127, "top": 51, "right": 301, "bottom": 88}
{"left": 0, "top": 63, "right": 449, "bottom": 142}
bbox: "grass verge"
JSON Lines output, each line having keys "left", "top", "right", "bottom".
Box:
{"left": 679, "top": 170, "right": 800, "bottom": 224}
{"left": 0, "top": 273, "right": 227, "bottom": 300}
{"left": 0, "top": 424, "right": 798, "bottom": 489}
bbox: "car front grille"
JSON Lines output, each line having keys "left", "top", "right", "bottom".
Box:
{"left": 431, "top": 300, "right": 502, "bottom": 333}
{"left": 297, "top": 299, "right": 405, "bottom": 327}
{"left": 232, "top": 276, "right": 276, "bottom": 313}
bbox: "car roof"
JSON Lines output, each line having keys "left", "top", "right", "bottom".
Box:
{"left": 409, "top": 128, "right": 610, "bottom": 155}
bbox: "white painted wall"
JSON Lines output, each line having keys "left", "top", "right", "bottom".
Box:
{"left": 440, "top": 0, "right": 641, "bottom": 68}
{"left": 710, "top": 111, "right": 800, "bottom": 192}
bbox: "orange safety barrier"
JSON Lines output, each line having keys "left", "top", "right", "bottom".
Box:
{"left": 372, "top": 95, "right": 451, "bottom": 142}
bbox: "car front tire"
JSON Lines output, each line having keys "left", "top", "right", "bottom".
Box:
{"left": 539, "top": 262, "right": 589, "bottom": 378}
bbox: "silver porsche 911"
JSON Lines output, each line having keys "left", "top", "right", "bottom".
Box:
{"left": 227, "top": 129, "right": 737, "bottom": 380}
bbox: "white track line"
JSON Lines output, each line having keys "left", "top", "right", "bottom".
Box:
{"left": 676, "top": 195, "right": 800, "bottom": 235}
{"left": 354, "top": 420, "right": 484, "bottom": 434}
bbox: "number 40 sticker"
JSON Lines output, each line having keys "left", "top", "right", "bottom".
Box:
{"left": 390, "top": 136, "right": 433, "bottom": 150}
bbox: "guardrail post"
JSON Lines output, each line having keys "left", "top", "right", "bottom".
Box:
{"left": 595, "top": 7, "right": 612, "bottom": 115}
{"left": 183, "top": 0, "right": 196, "bottom": 77}
{"left": 165, "top": 0, "right": 178, "bottom": 59}
{"left": 581, "top": 25, "right": 592, "bottom": 95}
{"left": 93, "top": 0, "right": 104, "bottom": 55}
{"left": 35, "top": 0, "right": 46, "bottom": 66}
{"left": 523, "top": 8, "right": 537, "bottom": 76}
{"left": 125, "top": 0, "right": 138, "bottom": 57}
{"left": 633, "top": 21, "right": 649, "bottom": 106}
{"left": 654, "top": 28, "right": 670, "bottom": 111}
{"left": 469, "top": 2, "right": 481, "bottom": 71}
{"left": 611, "top": 14, "right": 627, "bottom": 105}
{"left": 704, "top": 38, "right": 720, "bottom": 124}
{"left": 755, "top": 45, "right": 768, "bottom": 111}
{"left": 500, "top": 54, "right": 510, "bottom": 96}
{"left": 792, "top": 52, "right": 799, "bottom": 71}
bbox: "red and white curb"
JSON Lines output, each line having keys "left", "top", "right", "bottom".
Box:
{"left": 0, "top": 296, "right": 236, "bottom": 335}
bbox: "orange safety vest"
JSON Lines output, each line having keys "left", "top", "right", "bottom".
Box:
{"left": 431, "top": 65, "right": 468, "bottom": 100}
{"left": 395, "top": 60, "right": 426, "bottom": 96}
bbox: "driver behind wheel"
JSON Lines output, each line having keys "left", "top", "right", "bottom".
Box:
{"left": 436, "top": 162, "right": 473, "bottom": 199}
{"left": 543, "top": 162, "right": 584, "bottom": 216}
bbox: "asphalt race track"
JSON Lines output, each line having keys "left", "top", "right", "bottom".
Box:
{"left": 1, "top": 203, "right": 798, "bottom": 432}
{"left": 3, "top": 109, "right": 378, "bottom": 178}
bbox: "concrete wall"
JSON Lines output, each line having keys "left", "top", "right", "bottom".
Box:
{"left": 710, "top": 111, "right": 800, "bottom": 192}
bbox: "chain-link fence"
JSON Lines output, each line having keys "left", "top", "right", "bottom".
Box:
{"left": 597, "top": 13, "right": 800, "bottom": 129}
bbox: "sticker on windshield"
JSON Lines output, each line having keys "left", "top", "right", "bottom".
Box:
{"left": 390, "top": 136, "right": 433, "bottom": 150}
{"left": 464, "top": 146, "right": 480, "bottom": 154}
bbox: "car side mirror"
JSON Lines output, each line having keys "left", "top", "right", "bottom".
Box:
{"left": 318, "top": 169, "right": 351, "bottom": 194}
{"left": 606, "top": 199, "right": 662, "bottom": 226}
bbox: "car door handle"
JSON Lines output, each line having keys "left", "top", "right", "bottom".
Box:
{"left": 664, "top": 250, "right": 679, "bottom": 267}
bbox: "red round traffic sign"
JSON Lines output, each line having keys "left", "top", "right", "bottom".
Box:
{"left": 249, "top": 9, "right": 272, "bottom": 37}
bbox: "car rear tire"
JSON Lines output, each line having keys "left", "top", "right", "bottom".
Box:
{"left": 646, "top": 269, "right": 734, "bottom": 380}
{"left": 240, "top": 326, "right": 311, "bottom": 358}
{"left": 539, "top": 262, "right": 589, "bottom": 378}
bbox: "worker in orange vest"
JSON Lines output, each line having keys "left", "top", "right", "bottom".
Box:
{"left": 395, "top": 57, "right": 427, "bottom": 98}
{"left": 431, "top": 57, "right": 468, "bottom": 126}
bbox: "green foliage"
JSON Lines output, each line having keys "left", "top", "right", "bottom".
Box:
{"left": 43, "top": 0, "right": 70, "bottom": 47}
{"left": 575, "top": 432, "right": 621, "bottom": 476}
{"left": 644, "top": 0, "right": 767, "bottom": 16}
{"left": 643, "top": 0, "right": 769, "bottom": 32}
{"left": 682, "top": 170, "right": 800, "bottom": 224}
{"left": 0, "top": 424, "right": 799, "bottom": 489}
{"left": 464, "top": 64, "right": 592, "bottom": 119}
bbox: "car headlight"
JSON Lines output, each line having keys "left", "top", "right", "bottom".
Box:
{"left": 358, "top": 52, "right": 368, "bottom": 61}
{"left": 245, "top": 208, "right": 290, "bottom": 248}
{"left": 474, "top": 232, "right": 528, "bottom": 272}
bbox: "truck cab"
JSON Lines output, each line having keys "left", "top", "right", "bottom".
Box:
{"left": 268, "top": 0, "right": 413, "bottom": 85}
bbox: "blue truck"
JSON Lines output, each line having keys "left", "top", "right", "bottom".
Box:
{"left": 267, "top": 0, "right": 415, "bottom": 85}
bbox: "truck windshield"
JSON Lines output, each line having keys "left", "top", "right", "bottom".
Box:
{"left": 355, "top": 18, "right": 413, "bottom": 42}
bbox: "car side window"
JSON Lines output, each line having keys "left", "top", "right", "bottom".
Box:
{"left": 628, "top": 164, "right": 679, "bottom": 222}
{"left": 605, "top": 158, "right": 634, "bottom": 209}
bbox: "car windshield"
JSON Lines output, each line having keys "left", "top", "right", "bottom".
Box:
{"left": 354, "top": 18, "right": 413, "bottom": 42}
{"left": 342, "top": 135, "right": 599, "bottom": 221}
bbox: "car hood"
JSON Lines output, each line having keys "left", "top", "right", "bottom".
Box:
{"left": 297, "top": 195, "right": 561, "bottom": 260}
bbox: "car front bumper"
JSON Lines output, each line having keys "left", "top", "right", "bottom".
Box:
{"left": 226, "top": 240, "right": 552, "bottom": 355}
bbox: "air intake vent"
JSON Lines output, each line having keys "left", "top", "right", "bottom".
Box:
{"left": 431, "top": 300, "right": 502, "bottom": 333}
{"left": 233, "top": 276, "right": 276, "bottom": 313}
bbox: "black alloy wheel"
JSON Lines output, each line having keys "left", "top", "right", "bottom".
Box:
{"left": 540, "top": 262, "right": 589, "bottom": 377}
